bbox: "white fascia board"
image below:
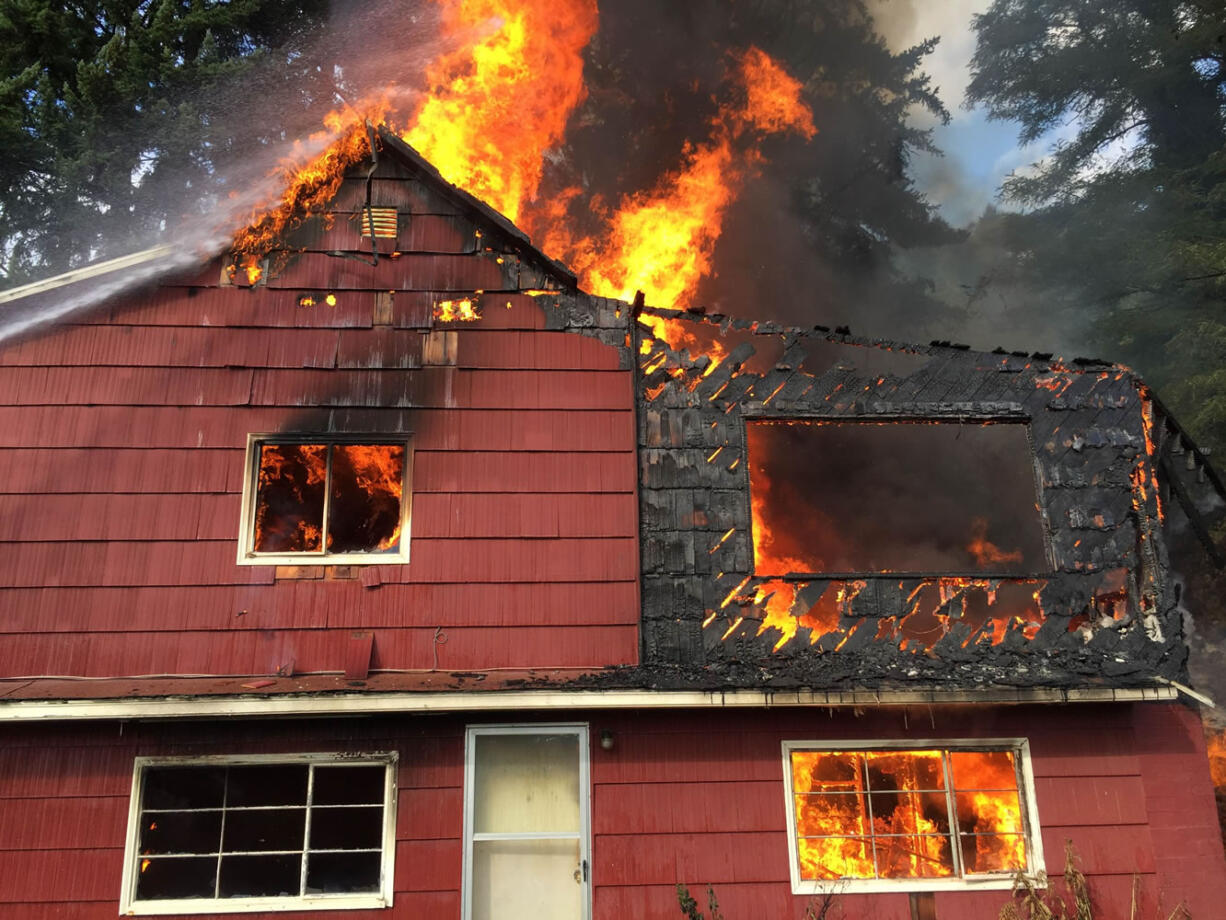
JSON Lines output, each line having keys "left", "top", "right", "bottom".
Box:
{"left": 0, "top": 685, "right": 1177, "bottom": 722}
{"left": 0, "top": 245, "right": 179, "bottom": 304}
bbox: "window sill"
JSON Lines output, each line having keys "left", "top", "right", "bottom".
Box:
{"left": 792, "top": 875, "right": 1038, "bottom": 895}
{"left": 237, "top": 552, "right": 409, "bottom": 567}
{"left": 123, "top": 893, "right": 390, "bottom": 915}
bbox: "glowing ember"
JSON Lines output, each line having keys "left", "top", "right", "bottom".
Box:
{"left": 789, "top": 748, "right": 1025, "bottom": 881}
{"left": 754, "top": 579, "right": 859, "bottom": 650}
{"left": 435, "top": 298, "right": 482, "bottom": 321}
{"left": 403, "top": 0, "right": 598, "bottom": 222}
{"left": 729, "top": 576, "right": 1050, "bottom": 653}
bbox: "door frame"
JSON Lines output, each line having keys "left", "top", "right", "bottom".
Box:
{"left": 461, "top": 722, "right": 592, "bottom": 920}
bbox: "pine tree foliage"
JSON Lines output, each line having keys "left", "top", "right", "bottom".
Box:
{"left": 0, "top": 0, "right": 328, "bottom": 285}
{"left": 965, "top": 0, "right": 1226, "bottom": 451}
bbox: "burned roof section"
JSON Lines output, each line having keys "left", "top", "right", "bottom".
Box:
{"left": 635, "top": 307, "right": 1219, "bottom": 691}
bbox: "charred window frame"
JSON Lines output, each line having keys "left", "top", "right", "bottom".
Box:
{"left": 119, "top": 752, "right": 397, "bottom": 915}
{"left": 745, "top": 416, "right": 1052, "bottom": 578}
{"left": 237, "top": 434, "right": 413, "bottom": 566}
{"left": 781, "top": 739, "right": 1044, "bottom": 895}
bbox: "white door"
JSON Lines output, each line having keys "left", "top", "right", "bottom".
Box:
{"left": 463, "top": 725, "right": 591, "bottom": 920}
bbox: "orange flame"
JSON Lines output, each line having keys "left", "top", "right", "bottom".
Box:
{"left": 965, "top": 517, "right": 1024, "bottom": 568}
{"left": 403, "top": 0, "right": 598, "bottom": 222}
{"left": 1209, "top": 730, "right": 1226, "bottom": 788}
{"left": 253, "top": 443, "right": 327, "bottom": 552}
{"left": 790, "top": 748, "right": 1024, "bottom": 880}
{"left": 253, "top": 443, "right": 405, "bottom": 554}
{"left": 435, "top": 298, "right": 482, "bottom": 321}
{"left": 750, "top": 457, "right": 830, "bottom": 577}
{"left": 231, "top": 103, "right": 388, "bottom": 267}
{"left": 752, "top": 580, "right": 862, "bottom": 650}
{"left": 545, "top": 46, "right": 813, "bottom": 309}
{"left": 532, "top": 47, "right": 814, "bottom": 369}
{"left": 332, "top": 444, "right": 405, "bottom": 552}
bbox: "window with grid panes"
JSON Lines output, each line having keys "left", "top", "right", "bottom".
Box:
{"left": 120, "top": 754, "right": 396, "bottom": 914}
{"left": 782, "top": 741, "right": 1043, "bottom": 893}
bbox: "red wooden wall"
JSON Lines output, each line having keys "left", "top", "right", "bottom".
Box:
{"left": 0, "top": 703, "right": 1221, "bottom": 919}
{"left": 0, "top": 163, "right": 639, "bottom": 678}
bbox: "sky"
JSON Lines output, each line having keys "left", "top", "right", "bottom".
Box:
{"left": 869, "top": 0, "right": 1052, "bottom": 227}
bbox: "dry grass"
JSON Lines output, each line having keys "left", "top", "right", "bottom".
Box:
{"left": 999, "top": 841, "right": 1189, "bottom": 920}
{"left": 675, "top": 884, "right": 838, "bottom": 919}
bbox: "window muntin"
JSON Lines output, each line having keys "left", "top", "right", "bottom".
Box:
{"left": 120, "top": 754, "right": 396, "bottom": 915}
{"left": 239, "top": 435, "right": 411, "bottom": 565}
{"left": 747, "top": 420, "right": 1047, "bottom": 576}
{"left": 782, "top": 740, "right": 1042, "bottom": 893}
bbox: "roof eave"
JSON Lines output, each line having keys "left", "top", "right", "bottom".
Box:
{"left": 0, "top": 685, "right": 1179, "bottom": 723}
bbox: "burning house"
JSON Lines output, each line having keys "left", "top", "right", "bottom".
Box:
{"left": 0, "top": 111, "right": 1224, "bottom": 920}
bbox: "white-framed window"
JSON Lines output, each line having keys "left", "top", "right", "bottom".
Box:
{"left": 462, "top": 724, "right": 592, "bottom": 920}
{"left": 119, "top": 753, "right": 398, "bottom": 915}
{"left": 236, "top": 434, "right": 412, "bottom": 565}
{"left": 782, "top": 739, "right": 1044, "bottom": 894}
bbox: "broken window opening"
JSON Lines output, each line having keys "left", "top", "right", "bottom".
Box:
{"left": 748, "top": 420, "right": 1047, "bottom": 576}
{"left": 121, "top": 754, "right": 396, "bottom": 914}
{"left": 784, "top": 741, "right": 1042, "bottom": 894}
{"left": 240, "top": 436, "right": 410, "bottom": 565}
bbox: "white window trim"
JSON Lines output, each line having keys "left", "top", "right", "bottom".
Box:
{"left": 781, "top": 737, "right": 1045, "bottom": 895}
{"left": 461, "top": 723, "right": 592, "bottom": 920}
{"left": 119, "top": 752, "right": 398, "bottom": 915}
{"left": 236, "top": 433, "right": 414, "bottom": 566}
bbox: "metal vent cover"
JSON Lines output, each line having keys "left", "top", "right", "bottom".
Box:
{"left": 359, "top": 207, "right": 399, "bottom": 239}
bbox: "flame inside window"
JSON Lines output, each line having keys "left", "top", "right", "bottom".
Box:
{"left": 789, "top": 747, "right": 1027, "bottom": 882}
{"left": 748, "top": 421, "right": 1046, "bottom": 575}
{"left": 252, "top": 442, "right": 405, "bottom": 556}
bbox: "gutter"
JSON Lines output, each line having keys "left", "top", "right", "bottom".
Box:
{"left": 0, "top": 685, "right": 1178, "bottom": 723}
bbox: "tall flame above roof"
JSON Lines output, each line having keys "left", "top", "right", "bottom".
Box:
{"left": 531, "top": 46, "right": 815, "bottom": 312}
{"left": 402, "top": 0, "right": 598, "bottom": 223}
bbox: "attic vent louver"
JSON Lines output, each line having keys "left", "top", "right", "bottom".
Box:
{"left": 360, "top": 207, "right": 398, "bottom": 239}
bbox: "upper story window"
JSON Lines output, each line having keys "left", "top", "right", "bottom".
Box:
{"left": 748, "top": 420, "right": 1047, "bottom": 576}
{"left": 119, "top": 753, "right": 397, "bottom": 915}
{"left": 237, "top": 435, "right": 411, "bottom": 565}
{"left": 782, "top": 740, "right": 1043, "bottom": 894}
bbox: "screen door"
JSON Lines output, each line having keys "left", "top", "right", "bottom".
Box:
{"left": 463, "top": 725, "right": 591, "bottom": 920}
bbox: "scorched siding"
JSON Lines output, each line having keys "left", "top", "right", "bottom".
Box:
{"left": 0, "top": 169, "right": 638, "bottom": 676}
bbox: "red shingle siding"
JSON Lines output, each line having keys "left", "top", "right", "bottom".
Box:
{"left": 0, "top": 705, "right": 1221, "bottom": 919}
{"left": 0, "top": 204, "right": 637, "bottom": 676}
